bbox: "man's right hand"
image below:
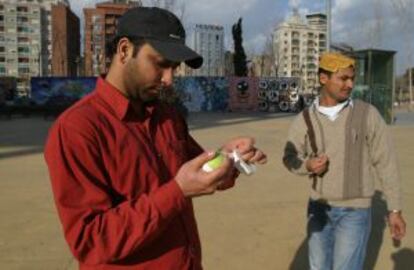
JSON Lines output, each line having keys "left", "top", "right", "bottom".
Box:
{"left": 306, "top": 154, "right": 329, "bottom": 176}
{"left": 175, "top": 151, "right": 235, "bottom": 198}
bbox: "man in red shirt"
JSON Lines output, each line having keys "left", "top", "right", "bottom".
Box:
{"left": 44, "top": 7, "right": 266, "bottom": 270}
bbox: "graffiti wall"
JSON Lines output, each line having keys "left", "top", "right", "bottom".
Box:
{"left": 228, "top": 77, "right": 259, "bottom": 111}
{"left": 31, "top": 77, "right": 97, "bottom": 106}
{"left": 256, "top": 77, "right": 303, "bottom": 112}
{"left": 174, "top": 77, "right": 229, "bottom": 112}
{"left": 0, "top": 77, "right": 16, "bottom": 105}
{"left": 28, "top": 76, "right": 307, "bottom": 113}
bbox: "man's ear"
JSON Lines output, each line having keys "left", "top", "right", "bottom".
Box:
{"left": 117, "top": 38, "right": 132, "bottom": 63}
{"left": 319, "top": 73, "right": 329, "bottom": 85}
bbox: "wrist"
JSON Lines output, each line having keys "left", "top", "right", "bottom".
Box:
{"left": 388, "top": 209, "right": 402, "bottom": 215}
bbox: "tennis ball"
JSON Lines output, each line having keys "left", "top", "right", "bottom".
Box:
{"left": 202, "top": 152, "right": 226, "bottom": 172}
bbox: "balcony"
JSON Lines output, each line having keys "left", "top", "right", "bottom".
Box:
{"left": 291, "top": 40, "right": 300, "bottom": 47}
{"left": 105, "top": 17, "right": 116, "bottom": 25}
{"left": 17, "top": 6, "right": 29, "bottom": 13}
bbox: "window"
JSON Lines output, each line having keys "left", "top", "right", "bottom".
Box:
{"left": 18, "top": 67, "right": 30, "bottom": 74}
{"left": 0, "top": 56, "right": 5, "bottom": 62}
{"left": 17, "top": 16, "right": 28, "bottom": 23}
{"left": 18, "top": 47, "right": 30, "bottom": 53}
{"left": 18, "top": 37, "right": 29, "bottom": 43}
{"left": 17, "top": 6, "right": 29, "bottom": 13}
{"left": 0, "top": 46, "right": 5, "bottom": 52}
{"left": 18, "top": 57, "right": 29, "bottom": 63}
{"left": 17, "top": 26, "right": 30, "bottom": 33}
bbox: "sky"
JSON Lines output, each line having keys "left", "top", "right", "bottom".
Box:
{"left": 69, "top": 0, "right": 414, "bottom": 75}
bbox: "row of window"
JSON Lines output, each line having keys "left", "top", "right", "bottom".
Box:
{"left": 0, "top": 5, "right": 40, "bottom": 14}
{"left": 0, "top": 46, "right": 36, "bottom": 53}
{"left": 0, "top": 66, "right": 36, "bottom": 74}
{"left": 0, "top": 56, "right": 34, "bottom": 63}
{"left": 0, "top": 36, "right": 38, "bottom": 43}
{"left": 0, "top": 26, "right": 39, "bottom": 33}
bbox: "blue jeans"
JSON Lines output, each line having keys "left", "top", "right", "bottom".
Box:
{"left": 307, "top": 200, "right": 371, "bottom": 270}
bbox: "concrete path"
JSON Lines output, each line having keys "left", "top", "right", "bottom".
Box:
{"left": 0, "top": 112, "right": 413, "bottom": 269}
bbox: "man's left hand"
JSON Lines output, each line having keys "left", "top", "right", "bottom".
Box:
{"left": 221, "top": 136, "right": 267, "bottom": 165}
{"left": 388, "top": 211, "right": 406, "bottom": 241}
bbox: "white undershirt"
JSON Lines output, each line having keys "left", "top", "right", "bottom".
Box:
{"left": 314, "top": 97, "right": 353, "bottom": 121}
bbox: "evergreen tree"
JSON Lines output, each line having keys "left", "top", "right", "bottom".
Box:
{"left": 232, "top": 18, "right": 247, "bottom": 76}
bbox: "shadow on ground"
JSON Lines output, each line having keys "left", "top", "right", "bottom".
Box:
{"left": 0, "top": 112, "right": 295, "bottom": 160}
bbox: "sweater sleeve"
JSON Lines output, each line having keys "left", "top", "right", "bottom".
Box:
{"left": 283, "top": 114, "right": 312, "bottom": 175}
{"left": 44, "top": 119, "right": 187, "bottom": 265}
{"left": 367, "top": 106, "right": 402, "bottom": 210}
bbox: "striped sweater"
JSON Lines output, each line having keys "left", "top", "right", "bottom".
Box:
{"left": 283, "top": 100, "right": 402, "bottom": 210}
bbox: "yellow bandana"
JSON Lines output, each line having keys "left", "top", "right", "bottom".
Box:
{"left": 319, "top": 52, "right": 355, "bottom": 72}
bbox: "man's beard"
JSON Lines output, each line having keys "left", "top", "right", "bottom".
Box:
{"left": 158, "top": 86, "right": 176, "bottom": 103}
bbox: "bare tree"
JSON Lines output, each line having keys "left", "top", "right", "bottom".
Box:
{"left": 261, "top": 35, "right": 276, "bottom": 77}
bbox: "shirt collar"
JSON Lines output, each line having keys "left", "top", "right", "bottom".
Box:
{"left": 313, "top": 97, "right": 353, "bottom": 121}
{"left": 96, "top": 77, "right": 157, "bottom": 121}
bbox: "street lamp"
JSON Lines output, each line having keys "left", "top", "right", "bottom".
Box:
{"left": 326, "top": 0, "right": 331, "bottom": 52}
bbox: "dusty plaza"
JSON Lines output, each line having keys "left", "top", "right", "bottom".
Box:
{"left": 0, "top": 110, "right": 413, "bottom": 270}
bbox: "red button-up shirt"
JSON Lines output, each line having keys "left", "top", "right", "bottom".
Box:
{"left": 45, "top": 77, "right": 204, "bottom": 269}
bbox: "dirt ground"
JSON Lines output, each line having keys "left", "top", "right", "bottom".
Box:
{"left": 1, "top": 112, "right": 413, "bottom": 270}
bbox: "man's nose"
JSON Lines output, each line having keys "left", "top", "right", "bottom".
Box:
{"left": 161, "top": 68, "right": 174, "bottom": 88}
{"left": 346, "top": 79, "right": 354, "bottom": 89}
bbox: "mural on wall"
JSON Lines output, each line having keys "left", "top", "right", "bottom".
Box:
{"left": 228, "top": 77, "right": 259, "bottom": 111}
{"left": 27, "top": 76, "right": 310, "bottom": 114}
{"left": 173, "top": 77, "right": 229, "bottom": 112}
{"left": 0, "top": 77, "right": 16, "bottom": 105}
{"left": 257, "top": 77, "right": 303, "bottom": 112}
{"left": 31, "top": 77, "right": 97, "bottom": 106}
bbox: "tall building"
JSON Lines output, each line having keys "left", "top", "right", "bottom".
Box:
{"left": 0, "top": 0, "right": 74, "bottom": 97}
{"left": 0, "top": 1, "right": 42, "bottom": 97}
{"left": 191, "top": 24, "right": 224, "bottom": 76}
{"left": 273, "top": 10, "right": 327, "bottom": 93}
{"left": 51, "top": 3, "right": 80, "bottom": 76}
{"left": 84, "top": 0, "right": 141, "bottom": 76}
{"left": 38, "top": 0, "right": 71, "bottom": 76}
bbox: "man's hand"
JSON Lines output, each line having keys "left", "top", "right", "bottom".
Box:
{"left": 306, "top": 154, "right": 329, "bottom": 176}
{"left": 388, "top": 211, "right": 406, "bottom": 241}
{"left": 175, "top": 151, "right": 235, "bottom": 198}
{"left": 221, "top": 136, "right": 267, "bottom": 165}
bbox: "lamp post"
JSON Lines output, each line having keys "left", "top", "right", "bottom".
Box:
{"left": 326, "top": 0, "right": 331, "bottom": 52}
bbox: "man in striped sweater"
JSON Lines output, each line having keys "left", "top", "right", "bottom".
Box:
{"left": 283, "top": 52, "right": 406, "bottom": 270}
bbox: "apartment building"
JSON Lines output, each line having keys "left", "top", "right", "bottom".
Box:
{"left": 0, "top": 0, "right": 76, "bottom": 97}
{"left": 0, "top": 1, "right": 43, "bottom": 96}
{"left": 191, "top": 24, "right": 225, "bottom": 76}
{"left": 51, "top": 3, "right": 80, "bottom": 76}
{"left": 273, "top": 9, "right": 327, "bottom": 93}
{"left": 83, "top": 0, "right": 141, "bottom": 76}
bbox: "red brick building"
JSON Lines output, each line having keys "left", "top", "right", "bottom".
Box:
{"left": 51, "top": 3, "right": 80, "bottom": 76}
{"left": 84, "top": 0, "right": 141, "bottom": 76}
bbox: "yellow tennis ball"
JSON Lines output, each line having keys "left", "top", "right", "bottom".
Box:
{"left": 202, "top": 152, "right": 226, "bottom": 172}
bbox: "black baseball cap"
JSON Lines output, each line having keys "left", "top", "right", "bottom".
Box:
{"left": 116, "top": 7, "right": 203, "bottom": 69}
